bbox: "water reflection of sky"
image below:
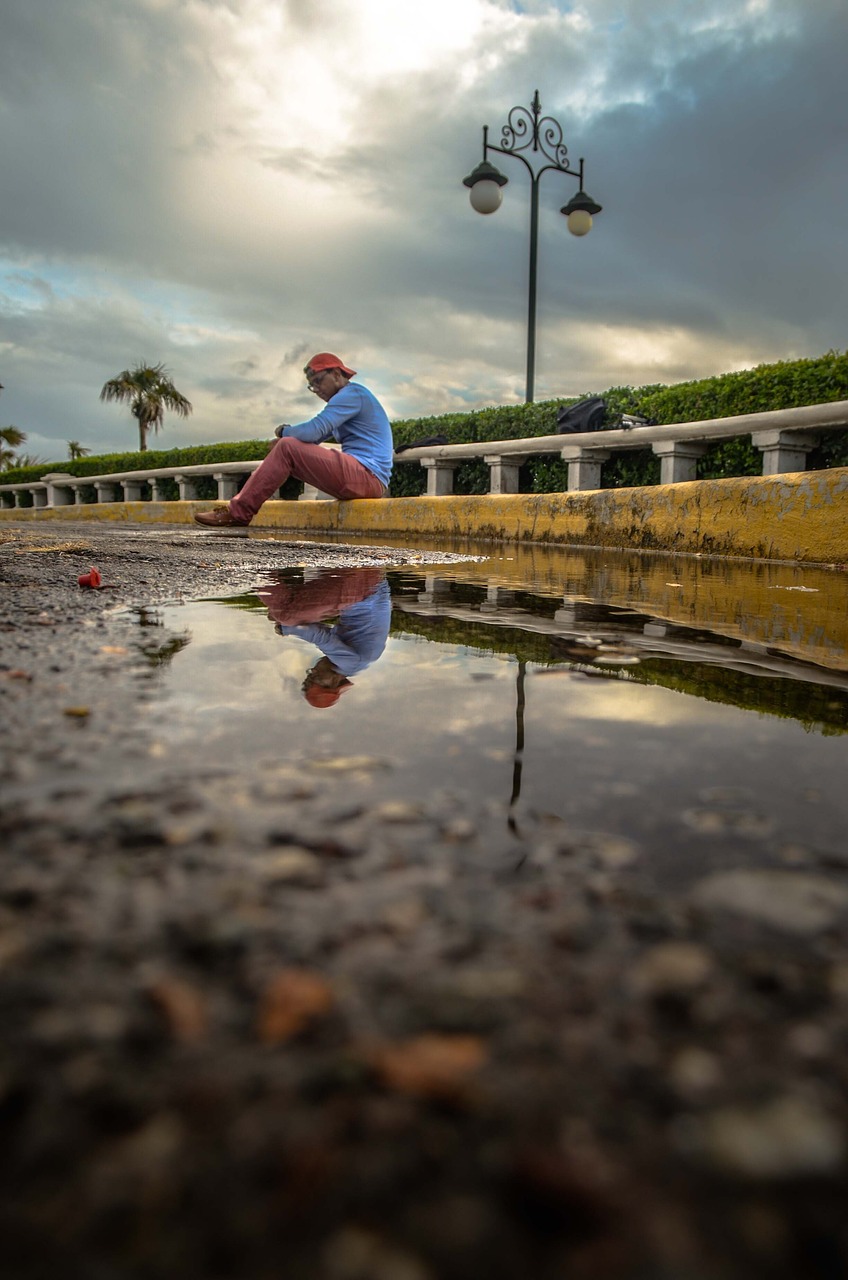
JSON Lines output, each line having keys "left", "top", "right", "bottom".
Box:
{"left": 149, "top": 566, "right": 848, "bottom": 865}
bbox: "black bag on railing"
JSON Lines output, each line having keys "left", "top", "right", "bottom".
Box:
{"left": 555, "top": 396, "right": 607, "bottom": 434}
{"left": 394, "top": 434, "right": 450, "bottom": 453}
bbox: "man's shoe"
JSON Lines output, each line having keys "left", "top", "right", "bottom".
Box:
{"left": 194, "top": 508, "right": 250, "bottom": 528}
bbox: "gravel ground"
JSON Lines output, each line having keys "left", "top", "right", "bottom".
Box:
{"left": 2, "top": 521, "right": 848, "bottom": 1280}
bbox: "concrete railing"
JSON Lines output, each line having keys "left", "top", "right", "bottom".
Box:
{"left": 395, "top": 399, "right": 848, "bottom": 495}
{"left": 0, "top": 451, "right": 345, "bottom": 510}
{"left": 0, "top": 460, "right": 264, "bottom": 510}
{"left": 2, "top": 400, "right": 847, "bottom": 510}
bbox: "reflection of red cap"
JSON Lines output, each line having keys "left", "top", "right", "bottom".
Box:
{"left": 305, "top": 353, "right": 356, "bottom": 377}
{"left": 303, "top": 680, "right": 352, "bottom": 709}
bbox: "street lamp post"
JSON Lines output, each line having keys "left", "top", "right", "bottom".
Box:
{"left": 463, "top": 90, "right": 602, "bottom": 403}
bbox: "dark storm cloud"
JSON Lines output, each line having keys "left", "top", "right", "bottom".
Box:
{"left": 577, "top": 0, "right": 848, "bottom": 339}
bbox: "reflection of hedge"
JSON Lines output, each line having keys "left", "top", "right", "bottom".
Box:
{"left": 4, "top": 350, "right": 847, "bottom": 495}
{"left": 627, "top": 658, "right": 848, "bottom": 738}
{"left": 390, "top": 610, "right": 848, "bottom": 736}
{"left": 390, "top": 610, "right": 559, "bottom": 664}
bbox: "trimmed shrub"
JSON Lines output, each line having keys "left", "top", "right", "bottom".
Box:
{"left": 4, "top": 351, "right": 846, "bottom": 495}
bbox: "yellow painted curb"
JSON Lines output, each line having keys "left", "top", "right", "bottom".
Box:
{"left": 2, "top": 468, "right": 846, "bottom": 565}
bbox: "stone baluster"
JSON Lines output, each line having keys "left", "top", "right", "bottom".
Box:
{"left": 559, "top": 445, "right": 610, "bottom": 491}
{"left": 421, "top": 458, "right": 460, "bottom": 496}
{"left": 174, "top": 475, "right": 200, "bottom": 500}
{"left": 651, "top": 441, "right": 708, "bottom": 484}
{"left": 485, "top": 454, "right": 528, "bottom": 495}
{"left": 42, "top": 473, "right": 76, "bottom": 507}
{"left": 214, "top": 472, "right": 241, "bottom": 501}
{"left": 751, "top": 430, "right": 817, "bottom": 475}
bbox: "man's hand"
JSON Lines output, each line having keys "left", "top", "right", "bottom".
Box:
{"left": 274, "top": 423, "right": 290, "bottom": 439}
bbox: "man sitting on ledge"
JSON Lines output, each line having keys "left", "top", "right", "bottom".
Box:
{"left": 194, "top": 353, "right": 393, "bottom": 528}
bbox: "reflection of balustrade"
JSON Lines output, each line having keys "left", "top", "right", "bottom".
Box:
{"left": 480, "top": 586, "right": 517, "bottom": 613}
{"left": 391, "top": 583, "right": 848, "bottom": 695}
{"left": 418, "top": 575, "right": 453, "bottom": 606}
{"left": 553, "top": 598, "right": 606, "bottom": 627}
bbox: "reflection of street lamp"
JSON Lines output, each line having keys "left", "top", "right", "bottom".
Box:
{"left": 463, "top": 90, "right": 602, "bottom": 403}
{"left": 508, "top": 660, "right": 526, "bottom": 835}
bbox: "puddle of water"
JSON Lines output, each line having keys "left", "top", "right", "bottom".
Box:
{"left": 135, "top": 553, "right": 848, "bottom": 876}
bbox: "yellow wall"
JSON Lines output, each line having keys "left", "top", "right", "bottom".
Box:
{"left": 2, "top": 468, "right": 846, "bottom": 565}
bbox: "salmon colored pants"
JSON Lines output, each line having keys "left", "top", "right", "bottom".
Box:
{"left": 229, "top": 438, "right": 386, "bottom": 523}
{"left": 256, "top": 568, "right": 385, "bottom": 626}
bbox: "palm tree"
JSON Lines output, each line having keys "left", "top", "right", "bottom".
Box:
{"left": 99, "top": 362, "right": 193, "bottom": 452}
{"left": 0, "top": 425, "right": 27, "bottom": 471}
{"left": 11, "top": 452, "right": 45, "bottom": 468}
{"left": 67, "top": 440, "right": 91, "bottom": 460}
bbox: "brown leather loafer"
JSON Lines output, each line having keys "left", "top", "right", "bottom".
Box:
{"left": 194, "top": 508, "right": 250, "bottom": 528}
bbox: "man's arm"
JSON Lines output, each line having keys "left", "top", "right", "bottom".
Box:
{"left": 276, "top": 385, "right": 359, "bottom": 445}
{"left": 274, "top": 623, "right": 362, "bottom": 672}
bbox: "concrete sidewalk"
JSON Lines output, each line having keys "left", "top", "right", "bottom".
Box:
{"left": 3, "top": 522, "right": 848, "bottom": 1280}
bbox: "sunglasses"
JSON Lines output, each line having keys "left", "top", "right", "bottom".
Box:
{"left": 306, "top": 370, "right": 333, "bottom": 391}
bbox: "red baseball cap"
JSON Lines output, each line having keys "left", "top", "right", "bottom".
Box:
{"left": 305, "top": 353, "right": 357, "bottom": 377}
{"left": 303, "top": 679, "right": 353, "bottom": 708}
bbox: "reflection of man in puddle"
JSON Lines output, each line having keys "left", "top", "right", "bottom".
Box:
{"left": 256, "top": 568, "right": 391, "bottom": 708}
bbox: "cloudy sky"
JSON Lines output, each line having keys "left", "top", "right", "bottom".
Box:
{"left": 1, "top": 0, "right": 846, "bottom": 461}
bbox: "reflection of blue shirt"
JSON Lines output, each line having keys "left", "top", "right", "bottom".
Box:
{"left": 276, "top": 578, "right": 391, "bottom": 676}
{"left": 282, "top": 382, "right": 393, "bottom": 487}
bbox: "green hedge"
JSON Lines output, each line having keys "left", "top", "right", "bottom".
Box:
{"left": 4, "top": 350, "right": 847, "bottom": 495}
{"left": 387, "top": 350, "right": 848, "bottom": 493}
{"left": 2, "top": 440, "right": 273, "bottom": 485}
{"left": 638, "top": 349, "right": 848, "bottom": 480}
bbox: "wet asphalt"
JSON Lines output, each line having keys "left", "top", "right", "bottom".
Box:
{"left": 2, "top": 521, "right": 848, "bottom": 1280}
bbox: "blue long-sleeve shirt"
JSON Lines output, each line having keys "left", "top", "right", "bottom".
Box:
{"left": 281, "top": 382, "right": 393, "bottom": 487}
{"left": 276, "top": 578, "right": 392, "bottom": 676}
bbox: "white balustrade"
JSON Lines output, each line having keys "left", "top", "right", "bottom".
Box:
{"left": 1, "top": 401, "right": 846, "bottom": 510}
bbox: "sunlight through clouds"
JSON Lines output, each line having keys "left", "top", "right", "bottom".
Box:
{"left": 0, "top": 0, "right": 845, "bottom": 455}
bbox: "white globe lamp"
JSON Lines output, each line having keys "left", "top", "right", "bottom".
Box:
{"left": 470, "top": 179, "right": 504, "bottom": 215}
{"left": 462, "top": 159, "right": 508, "bottom": 216}
{"left": 561, "top": 189, "right": 602, "bottom": 238}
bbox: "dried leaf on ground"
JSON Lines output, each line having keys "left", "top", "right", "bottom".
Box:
{"left": 366, "top": 1034, "right": 488, "bottom": 1100}
{"left": 148, "top": 976, "right": 208, "bottom": 1043}
{"left": 257, "top": 968, "right": 335, "bottom": 1044}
